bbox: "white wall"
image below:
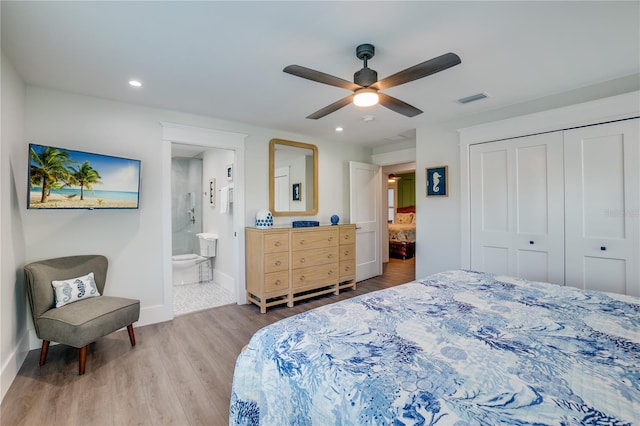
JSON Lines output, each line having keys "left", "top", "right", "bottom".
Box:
{"left": 415, "top": 125, "right": 461, "bottom": 278}
{"left": 202, "top": 147, "right": 235, "bottom": 291}
{"left": 17, "top": 85, "right": 370, "bottom": 338}
{"left": 1, "top": 50, "right": 28, "bottom": 402}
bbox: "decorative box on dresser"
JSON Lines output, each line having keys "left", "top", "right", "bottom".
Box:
{"left": 246, "top": 224, "right": 356, "bottom": 313}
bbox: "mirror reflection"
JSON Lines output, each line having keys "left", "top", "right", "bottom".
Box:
{"left": 269, "top": 139, "right": 318, "bottom": 216}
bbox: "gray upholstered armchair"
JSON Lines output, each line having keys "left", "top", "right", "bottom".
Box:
{"left": 24, "top": 255, "right": 140, "bottom": 375}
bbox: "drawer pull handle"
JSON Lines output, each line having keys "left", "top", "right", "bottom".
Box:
{"left": 299, "top": 239, "right": 305, "bottom": 245}
{"left": 327, "top": 270, "right": 333, "bottom": 275}
{"left": 275, "top": 260, "right": 281, "bottom": 266}
{"left": 344, "top": 250, "right": 349, "bottom": 256}
{"left": 300, "top": 258, "right": 306, "bottom": 263}
{"left": 327, "top": 254, "right": 333, "bottom": 259}
{"left": 275, "top": 280, "right": 281, "bottom": 286}
{"left": 600, "top": 246, "right": 607, "bottom": 251}
{"left": 345, "top": 266, "right": 350, "bottom": 271}
{"left": 328, "top": 236, "right": 333, "bottom": 242}
{"left": 299, "top": 275, "right": 305, "bottom": 281}
{"left": 274, "top": 241, "right": 281, "bottom": 247}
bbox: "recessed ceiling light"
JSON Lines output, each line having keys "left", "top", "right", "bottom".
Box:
{"left": 335, "top": 127, "right": 344, "bottom": 132}
{"left": 129, "top": 80, "right": 142, "bottom": 87}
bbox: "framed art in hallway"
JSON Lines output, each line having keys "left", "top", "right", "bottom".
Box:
{"left": 226, "top": 163, "right": 233, "bottom": 182}
{"left": 292, "top": 182, "right": 301, "bottom": 201}
{"left": 426, "top": 165, "right": 448, "bottom": 197}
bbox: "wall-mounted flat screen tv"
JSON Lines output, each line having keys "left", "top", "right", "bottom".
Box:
{"left": 28, "top": 143, "right": 141, "bottom": 210}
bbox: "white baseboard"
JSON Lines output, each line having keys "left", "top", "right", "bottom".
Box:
{"left": 213, "top": 268, "right": 234, "bottom": 294}
{"left": 1, "top": 331, "right": 29, "bottom": 404}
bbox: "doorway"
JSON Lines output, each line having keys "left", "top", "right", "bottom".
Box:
{"left": 382, "top": 163, "right": 416, "bottom": 270}
{"left": 161, "top": 123, "right": 247, "bottom": 323}
{"left": 171, "top": 145, "right": 236, "bottom": 315}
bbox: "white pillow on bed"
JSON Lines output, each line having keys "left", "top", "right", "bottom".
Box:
{"left": 396, "top": 212, "right": 415, "bottom": 224}
{"left": 51, "top": 272, "right": 101, "bottom": 308}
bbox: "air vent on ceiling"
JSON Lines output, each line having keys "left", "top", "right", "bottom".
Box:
{"left": 384, "top": 134, "right": 408, "bottom": 142}
{"left": 457, "top": 92, "right": 489, "bottom": 104}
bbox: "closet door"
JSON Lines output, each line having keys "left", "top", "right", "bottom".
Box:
{"left": 470, "top": 132, "right": 565, "bottom": 284}
{"left": 564, "top": 119, "right": 639, "bottom": 296}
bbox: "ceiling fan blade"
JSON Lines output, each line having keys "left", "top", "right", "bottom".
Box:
{"left": 372, "top": 52, "right": 461, "bottom": 90}
{"left": 306, "top": 95, "right": 354, "bottom": 119}
{"left": 378, "top": 93, "right": 423, "bottom": 117}
{"left": 284, "top": 65, "right": 361, "bottom": 91}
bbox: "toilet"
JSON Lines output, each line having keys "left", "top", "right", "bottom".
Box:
{"left": 172, "top": 233, "right": 218, "bottom": 285}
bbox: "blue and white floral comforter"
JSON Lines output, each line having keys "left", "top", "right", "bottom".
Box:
{"left": 230, "top": 270, "right": 640, "bottom": 425}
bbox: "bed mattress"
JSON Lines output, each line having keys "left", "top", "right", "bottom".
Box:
{"left": 230, "top": 270, "right": 640, "bottom": 424}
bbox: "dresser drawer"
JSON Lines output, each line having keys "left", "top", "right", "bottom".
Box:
{"left": 264, "top": 232, "right": 289, "bottom": 253}
{"left": 291, "top": 247, "right": 338, "bottom": 269}
{"left": 339, "top": 227, "right": 355, "bottom": 245}
{"left": 264, "top": 271, "right": 289, "bottom": 294}
{"left": 291, "top": 229, "right": 339, "bottom": 249}
{"left": 264, "top": 251, "right": 289, "bottom": 273}
{"left": 339, "top": 260, "right": 356, "bottom": 281}
{"left": 291, "top": 263, "right": 339, "bottom": 290}
{"left": 339, "top": 244, "right": 355, "bottom": 261}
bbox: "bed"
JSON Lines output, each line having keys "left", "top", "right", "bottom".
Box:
{"left": 389, "top": 206, "right": 415, "bottom": 260}
{"left": 230, "top": 269, "right": 640, "bottom": 425}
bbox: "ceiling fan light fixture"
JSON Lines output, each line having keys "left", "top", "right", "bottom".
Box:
{"left": 353, "top": 88, "right": 379, "bottom": 107}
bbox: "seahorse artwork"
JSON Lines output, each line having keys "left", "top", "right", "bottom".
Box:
{"left": 432, "top": 171, "right": 442, "bottom": 192}
{"left": 75, "top": 278, "right": 86, "bottom": 298}
{"left": 61, "top": 282, "right": 72, "bottom": 303}
{"left": 87, "top": 273, "right": 98, "bottom": 295}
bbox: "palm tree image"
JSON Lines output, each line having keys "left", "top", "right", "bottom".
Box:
{"left": 29, "top": 145, "right": 73, "bottom": 203}
{"left": 28, "top": 144, "right": 140, "bottom": 209}
{"left": 70, "top": 161, "right": 103, "bottom": 200}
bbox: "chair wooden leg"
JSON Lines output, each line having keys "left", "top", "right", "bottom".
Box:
{"left": 39, "top": 340, "right": 50, "bottom": 366}
{"left": 78, "top": 346, "right": 87, "bottom": 375}
{"left": 127, "top": 324, "right": 136, "bottom": 347}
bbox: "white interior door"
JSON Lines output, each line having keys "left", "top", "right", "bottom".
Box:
{"left": 349, "top": 161, "right": 382, "bottom": 281}
{"left": 564, "top": 119, "right": 640, "bottom": 296}
{"left": 470, "top": 132, "right": 565, "bottom": 284}
{"left": 274, "top": 166, "right": 289, "bottom": 211}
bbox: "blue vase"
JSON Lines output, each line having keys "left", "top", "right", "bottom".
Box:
{"left": 330, "top": 215, "right": 339, "bottom": 225}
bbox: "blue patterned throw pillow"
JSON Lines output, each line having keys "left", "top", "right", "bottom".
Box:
{"left": 51, "top": 272, "right": 101, "bottom": 308}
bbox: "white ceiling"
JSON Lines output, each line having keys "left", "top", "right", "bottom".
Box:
{"left": 2, "top": 1, "right": 639, "bottom": 147}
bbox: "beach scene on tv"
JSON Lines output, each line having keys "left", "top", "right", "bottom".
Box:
{"left": 28, "top": 144, "right": 141, "bottom": 209}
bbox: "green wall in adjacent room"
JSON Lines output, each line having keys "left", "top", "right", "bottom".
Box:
{"left": 397, "top": 173, "right": 415, "bottom": 207}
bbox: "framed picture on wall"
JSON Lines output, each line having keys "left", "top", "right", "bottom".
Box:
{"left": 226, "top": 163, "right": 233, "bottom": 182}
{"left": 426, "top": 166, "right": 448, "bottom": 197}
{"left": 292, "top": 182, "right": 302, "bottom": 201}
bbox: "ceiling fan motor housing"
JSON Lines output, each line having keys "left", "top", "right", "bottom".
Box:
{"left": 354, "top": 44, "right": 377, "bottom": 86}
{"left": 354, "top": 67, "right": 378, "bottom": 87}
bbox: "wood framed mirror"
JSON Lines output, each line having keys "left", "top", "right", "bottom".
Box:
{"left": 269, "top": 138, "right": 318, "bottom": 216}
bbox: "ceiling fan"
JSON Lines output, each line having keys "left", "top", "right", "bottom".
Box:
{"left": 283, "top": 44, "right": 461, "bottom": 120}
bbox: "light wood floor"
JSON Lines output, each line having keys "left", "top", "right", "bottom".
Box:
{"left": 1, "top": 258, "right": 415, "bottom": 426}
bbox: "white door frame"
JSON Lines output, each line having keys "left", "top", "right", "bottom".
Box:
{"left": 161, "top": 123, "right": 247, "bottom": 322}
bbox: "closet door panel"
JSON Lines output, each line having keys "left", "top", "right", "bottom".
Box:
{"left": 564, "top": 119, "right": 639, "bottom": 296}
{"left": 471, "top": 132, "right": 564, "bottom": 284}
{"left": 471, "top": 145, "right": 511, "bottom": 274}
{"left": 517, "top": 250, "right": 549, "bottom": 283}
{"left": 513, "top": 139, "right": 564, "bottom": 284}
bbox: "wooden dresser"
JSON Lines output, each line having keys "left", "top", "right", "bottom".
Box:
{"left": 246, "top": 224, "right": 356, "bottom": 313}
